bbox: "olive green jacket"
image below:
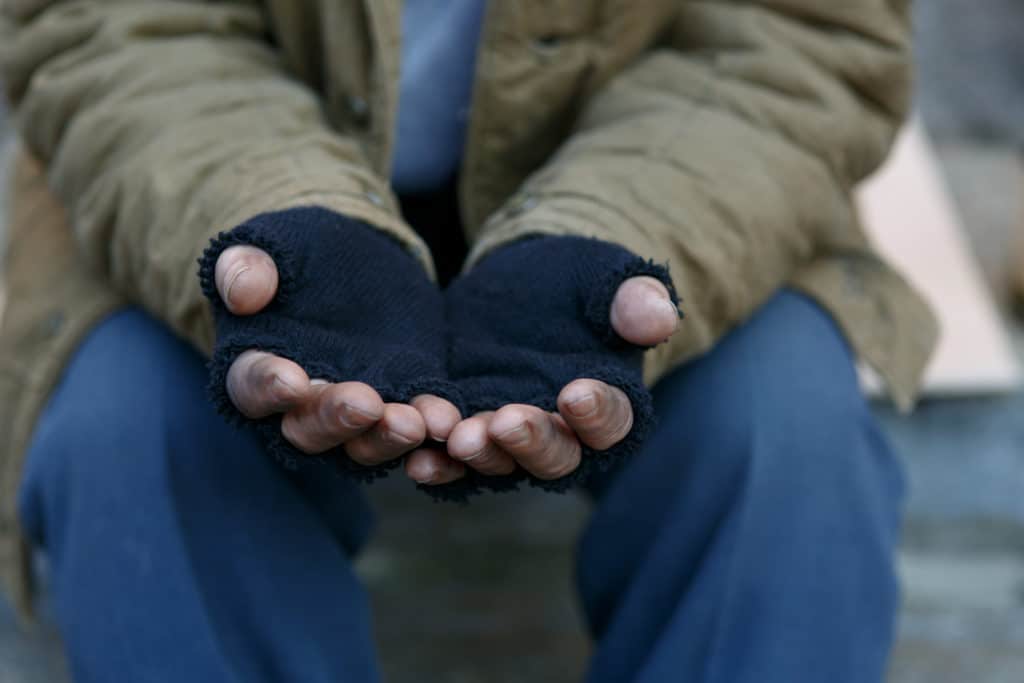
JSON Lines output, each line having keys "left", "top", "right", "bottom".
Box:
{"left": 0, "top": 0, "right": 936, "bottom": 614}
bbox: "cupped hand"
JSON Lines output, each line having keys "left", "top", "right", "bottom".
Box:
{"left": 215, "top": 245, "right": 457, "bottom": 465}
{"left": 406, "top": 276, "right": 678, "bottom": 485}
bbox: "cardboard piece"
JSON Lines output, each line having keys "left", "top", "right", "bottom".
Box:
{"left": 855, "top": 121, "right": 1021, "bottom": 396}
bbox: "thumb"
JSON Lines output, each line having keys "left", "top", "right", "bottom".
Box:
{"left": 215, "top": 245, "right": 279, "bottom": 315}
{"left": 609, "top": 276, "right": 679, "bottom": 347}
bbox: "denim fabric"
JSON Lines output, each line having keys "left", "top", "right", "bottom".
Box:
{"left": 18, "top": 290, "right": 904, "bottom": 682}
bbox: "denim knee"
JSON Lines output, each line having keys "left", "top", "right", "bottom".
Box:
{"left": 591, "top": 290, "right": 904, "bottom": 510}
{"left": 17, "top": 310, "right": 229, "bottom": 539}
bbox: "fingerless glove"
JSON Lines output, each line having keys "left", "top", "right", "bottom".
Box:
{"left": 198, "top": 206, "right": 458, "bottom": 479}
{"left": 437, "top": 235, "right": 680, "bottom": 498}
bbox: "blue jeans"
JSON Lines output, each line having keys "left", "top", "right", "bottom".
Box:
{"left": 17, "top": 291, "right": 905, "bottom": 682}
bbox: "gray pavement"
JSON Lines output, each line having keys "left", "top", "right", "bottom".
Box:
{"left": 915, "top": 0, "right": 1024, "bottom": 144}
{"left": 2, "top": 2, "right": 1024, "bottom": 680}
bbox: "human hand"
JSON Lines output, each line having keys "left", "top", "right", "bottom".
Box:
{"left": 406, "top": 237, "right": 679, "bottom": 494}
{"left": 407, "top": 275, "right": 676, "bottom": 485}
{"left": 201, "top": 208, "right": 462, "bottom": 474}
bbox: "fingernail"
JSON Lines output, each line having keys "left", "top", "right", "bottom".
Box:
{"left": 339, "top": 402, "right": 380, "bottom": 429}
{"left": 384, "top": 430, "right": 417, "bottom": 446}
{"left": 461, "top": 448, "right": 487, "bottom": 463}
{"left": 496, "top": 424, "right": 529, "bottom": 446}
{"left": 272, "top": 374, "right": 299, "bottom": 399}
{"left": 224, "top": 265, "right": 251, "bottom": 304}
{"left": 310, "top": 378, "right": 329, "bottom": 386}
{"left": 566, "top": 393, "right": 598, "bottom": 418}
{"left": 660, "top": 299, "right": 681, "bottom": 319}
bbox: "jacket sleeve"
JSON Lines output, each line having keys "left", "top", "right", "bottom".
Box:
{"left": 0, "top": 0, "right": 429, "bottom": 353}
{"left": 468, "top": 0, "right": 912, "bottom": 383}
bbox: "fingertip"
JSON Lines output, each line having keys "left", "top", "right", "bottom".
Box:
{"left": 610, "top": 276, "right": 678, "bottom": 346}
{"left": 487, "top": 405, "right": 534, "bottom": 444}
{"left": 447, "top": 416, "right": 489, "bottom": 461}
{"left": 216, "top": 246, "right": 279, "bottom": 315}
{"left": 561, "top": 380, "right": 634, "bottom": 451}
{"left": 228, "top": 264, "right": 278, "bottom": 315}
{"left": 410, "top": 395, "right": 462, "bottom": 442}
{"left": 330, "top": 383, "right": 385, "bottom": 427}
{"left": 227, "top": 351, "right": 309, "bottom": 418}
{"left": 346, "top": 402, "right": 426, "bottom": 466}
{"left": 405, "top": 449, "right": 466, "bottom": 485}
{"left": 405, "top": 449, "right": 438, "bottom": 483}
{"left": 557, "top": 379, "right": 604, "bottom": 419}
{"left": 382, "top": 403, "right": 427, "bottom": 446}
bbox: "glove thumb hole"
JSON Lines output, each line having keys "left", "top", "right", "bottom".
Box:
{"left": 583, "top": 259, "right": 680, "bottom": 350}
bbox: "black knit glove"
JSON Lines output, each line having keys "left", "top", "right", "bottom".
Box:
{"left": 436, "top": 235, "right": 679, "bottom": 498}
{"left": 198, "top": 206, "right": 458, "bottom": 479}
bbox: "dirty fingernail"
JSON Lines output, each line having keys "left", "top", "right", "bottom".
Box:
{"left": 272, "top": 374, "right": 299, "bottom": 398}
{"left": 339, "top": 402, "right": 380, "bottom": 429}
{"left": 566, "top": 393, "right": 598, "bottom": 418}
{"left": 461, "top": 448, "right": 487, "bottom": 463}
{"left": 385, "top": 429, "right": 417, "bottom": 446}
{"left": 496, "top": 424, "right": 529, "bottom": 446}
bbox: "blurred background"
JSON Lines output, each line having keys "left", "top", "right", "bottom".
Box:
{"left": 1, "top": 1, "right": 1023, "bottom": 681}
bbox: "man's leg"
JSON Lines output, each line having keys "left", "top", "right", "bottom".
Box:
{"left": 17, "top": 309, "right": 380, "bottom": 683}
{"left": 577, "top": 290, "right": 905, "bottom": 683}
